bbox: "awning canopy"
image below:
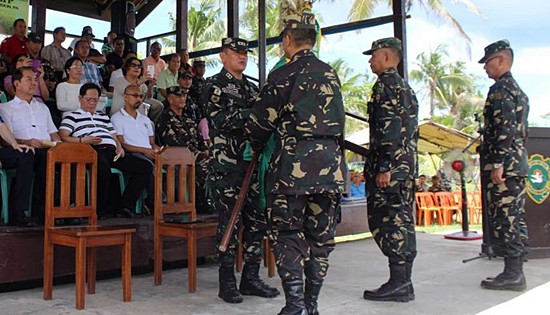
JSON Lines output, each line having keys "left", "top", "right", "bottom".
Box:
{"left": 345, "top": 120, "right": 480, "bottom": 155}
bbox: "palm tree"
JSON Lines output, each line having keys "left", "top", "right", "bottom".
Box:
{"left": 409, "top": 44, "right": 448, "bottom": 116}
{"left": 329, "top": 58, "right": 375, "bottom": 134}
{"left": 330, "top": 0, "right": 481, "bottom": 45}
{"left": 163, "top": 0, "right": 226, "bottom": 66}
{"left": 410, "top": 44, "right": 474, "bottom": 117}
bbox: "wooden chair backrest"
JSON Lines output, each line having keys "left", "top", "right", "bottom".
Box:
{"left": 415, "top": 192, "right": 437, "bottom": 208}
{"left": 45, "top": 143, "right": 98, "bottom": 228}
{"left": 154, "top": 147, "right": 197, "bottom": 222}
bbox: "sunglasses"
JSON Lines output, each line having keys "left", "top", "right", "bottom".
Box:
{"left": 125, "top": 93, "right": 144, "bottom": 98}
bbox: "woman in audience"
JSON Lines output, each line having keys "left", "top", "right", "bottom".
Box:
{"left": 111, "top": 57, "right": 163, "bottom": 120}
{"left": 4, "top": 54, "right": 49, "bottom": 102}
{"left": 55, "top": 57, "right": 84, "bottom": 117}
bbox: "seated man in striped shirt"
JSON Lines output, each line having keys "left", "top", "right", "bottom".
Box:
{"left": 58, "top": 83, "right": 152, "bottom": 219}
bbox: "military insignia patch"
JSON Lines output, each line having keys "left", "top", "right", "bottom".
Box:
{"left": 526, "top": 154, "right": 550, "bottom": 204}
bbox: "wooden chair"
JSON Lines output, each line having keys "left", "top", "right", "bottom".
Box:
{"left": 154, "top": 147, "right": 217, "bottom": 292}
{"left": 434, "top": 192, "right": 461, "bottom": 225}
{"left": 42, "top": 143, "right": 136, "bottom": 310}
{"left": 415, "top": 192, "right": 443, "bottom": 226}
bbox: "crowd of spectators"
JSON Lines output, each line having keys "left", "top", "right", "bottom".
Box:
{"left": 0, "top": 19, "right": 211, "bottom": 226}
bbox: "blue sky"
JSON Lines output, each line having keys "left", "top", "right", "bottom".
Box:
{"left": 6, "top": 0, "right": 549, "bottom": 124}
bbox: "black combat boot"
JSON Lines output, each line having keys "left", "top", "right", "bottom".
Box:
{"left": 218, "top": 266, "right": 243, "bottom": 303}
{"left": 239, "top": 263, "right": 280, "bottom": 297}
{"left": 304, "top": 279, "right": 322, "bottom": 315}
{"left": 363, "top": 264, "right": 412, "bottom": 302}
{"left": 405, "top": 261, "right": 415, "bottom": 301}
{"left": 278, "top": 278, "right": 307, "bottom": 315}
{"left": 481, "top": 256, "right": 526, "bottom": 291}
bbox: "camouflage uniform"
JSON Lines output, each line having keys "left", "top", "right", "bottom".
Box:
{"left": 246, "top": 47, "right": 346, "bottom": 282}
{"left": 155, "top": 106, "right": 206, "bottom": 152}
{"left": 362, "top": 37, "right": 418, "bottom": 303}
{"left": 156, "top": 91, "right": 212, "bottom": 213}
{"left": 480, "top": 61, "right": 529, "bottom": 259}
{"left": 183, "top": 96, "right": 203, "bottom": 125}
{"left": 202, "top": 63, "right": 266, "bottom": 267}
{"left": 365, "top": 65, "right": 418, "bottom": 265}
{"left": 478, "top": 39, "right": 529, "bottom": 292}
{"left": 190, "top": 75, "right": 207, "bottom": 111}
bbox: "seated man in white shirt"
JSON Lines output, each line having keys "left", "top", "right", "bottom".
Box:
{"left": 0, "top": 67, "right": 61, "bottom": 223}
{"left": 0, "top": 116, "right": 35, "bottom": 226}
{"left": 59, "top": 83, "right": 153, "bottom": 218}
{"left": 111, "top": 84, "right": 160, "bottom": 214}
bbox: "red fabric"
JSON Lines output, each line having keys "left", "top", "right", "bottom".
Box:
{"left": 0, "top": 35, "right": 28, "bottom": 60}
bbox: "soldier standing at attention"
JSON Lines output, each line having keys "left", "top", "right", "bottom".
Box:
{"left": 246, "top": 12, "right": 346, "bottom": 315}
{"left": 202, "top": 37, "right": 280, "bottom": 304}
{"left": 478, "top": 40, "right": 529, "bottom": 292}
{"left": 362, "top": 37, "right": 418, "bottom": 303}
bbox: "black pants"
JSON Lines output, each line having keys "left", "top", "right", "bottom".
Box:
{"left": 31, "top": 148, "right": 48, "bottom": 221}
{"left": 0, "top": 149, "right": 34, "bottom": 225}
{"left": 94, "top": 146, "right": 153, "bottom": 214}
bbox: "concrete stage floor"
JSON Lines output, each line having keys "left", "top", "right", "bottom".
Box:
{"left": 1, "top": 231, "right": 549, "bottom": 315}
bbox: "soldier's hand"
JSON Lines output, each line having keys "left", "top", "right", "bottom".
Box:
{"left": 491, "top": 167, "right": 506, "bottom": 185}
{"left": 375, "top": 171, "right": 391, "bottom": 188}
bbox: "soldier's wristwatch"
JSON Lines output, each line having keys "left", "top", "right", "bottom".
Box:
{"left": 493, "top": 163, "right": 503, "bottom": 169}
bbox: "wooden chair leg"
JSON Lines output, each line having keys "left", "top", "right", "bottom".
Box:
{"left": 75, "top": 238, "right": 86, "bottom": 310}
{"left": 188, "top": 231, "right": 197, "bottom": 293}
{"left": 43, "top": 241, "right": 54, "bottom": 300}
{"left": 122, "top": 234, "right": 132, "bottom": 302}
{"left": 87, "top": 247, "right": 96, "bottom": 294}
{"left": 154, "top": 232, "right": 162, "bottom": 286}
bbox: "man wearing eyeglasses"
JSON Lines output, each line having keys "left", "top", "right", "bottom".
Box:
{"left": 478, "top": 40, "right": 530, "bottom": 292}
{"left": 59, "top": 83, "right": 152, "bottom": 219}
{"left": 111, "top": 84, "right": 160, "bottom": 214}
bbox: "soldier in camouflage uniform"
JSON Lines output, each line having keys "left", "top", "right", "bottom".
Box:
{"left": 156, "top": 86, "right": 206, "bottom": 153}
{"left": 362, "top": 37, "right": 418, "bottom": 303}
{"left": 155, "top": 86, "right": 211, "bottom": 213}
{"left": 190, "top": 59, "right": 207, "bottom": 108}
{"left": 176, "top": 71, "right": 203, "bottom": 124}
{"left": 246, "top": 12, "right": 346, "bottom": 315}
{"left": 478, "top": 40, "right": 529, "bottom": 292}
{"left": 202, "top": 37, "right": 279, "bottom": 304}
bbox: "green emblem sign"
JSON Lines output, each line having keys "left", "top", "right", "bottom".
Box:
{"left": 526, "top": 154, "right": 550, "bottom": 204}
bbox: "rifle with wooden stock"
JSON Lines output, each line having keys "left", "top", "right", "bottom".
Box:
{"left": 219, "top": 152, "right": 259, "bottom": 252}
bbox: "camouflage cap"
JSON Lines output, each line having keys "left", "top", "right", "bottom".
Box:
{"left": 478, "top": 39, "right": 512, "bottom": 63}
{"left": 221, "top": 37, "right": 251, "bottom": 52}
{"left": 282, "top": 12, "right": 316, "bottom": 31}
{"left": 166, "top": 86, "right": 188, "bottom": 96}
{"left": 178, "top": 70, "right": 193, "bottom": 79}
{"left": 362, "top": 37, "right": 402, "bottom": 55}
